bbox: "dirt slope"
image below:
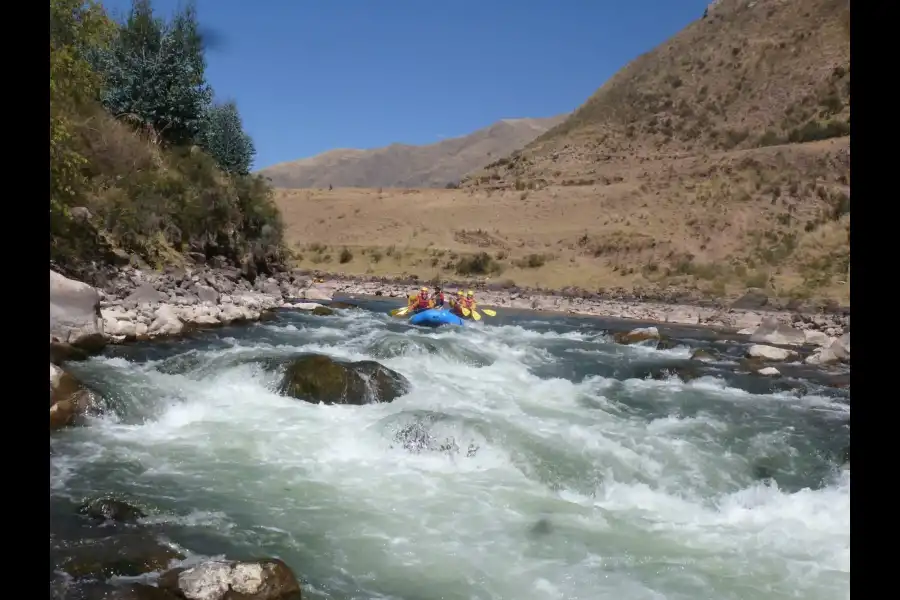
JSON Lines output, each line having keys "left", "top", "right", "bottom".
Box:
{"left": 275, "top": 0, "right": 851, "bottom": 305}
{"left": 259, "top": 116, "right": 565, "bottom": 189}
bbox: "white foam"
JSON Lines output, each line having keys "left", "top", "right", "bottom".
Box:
{"left": 51, "top": 307, "right": 850, "bottom": 600}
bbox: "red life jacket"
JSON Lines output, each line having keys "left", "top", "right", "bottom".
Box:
{"left": 414, "top": 293, "right": 429, "bottom": 308}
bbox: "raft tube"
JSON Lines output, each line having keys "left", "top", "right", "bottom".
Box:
{"left": 408, "top": 308, "right": 466, "bottom": 328}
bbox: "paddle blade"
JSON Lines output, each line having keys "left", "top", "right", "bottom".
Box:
{"left": 461, "top": 307, "right": 470, "bottom": 317}
{"left": 481, "top": 309, "right": 496, "bottom": 317}
{"left": 472, "top": 310, "right": 482, "bottom": 321}
{"left": 393, "top": 306, "right": 410, "bottom": 317}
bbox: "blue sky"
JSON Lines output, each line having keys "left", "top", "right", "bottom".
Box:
{"left": 102, "top": 0, "right": 710, "bottom": 169}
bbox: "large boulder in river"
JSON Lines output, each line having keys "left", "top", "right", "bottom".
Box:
{"left": 53, "top": 532, "right": 184, "bottom": 579}
{"left": 276, "top": 354, "right": 409, "bottom": 405}
{"left": 748, "top": 317, "right": 805, "bottom": 346}
{"left": 158, "top": 559, "right": 302, "bottom": 600}
{"left": 50, "top": 269, "right": 104, "bottom": 348}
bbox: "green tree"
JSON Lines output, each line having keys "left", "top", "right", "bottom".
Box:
{"left": 200, "top": 101, "right": 256, "bottom": 175}
{"left": 94, "top": 0, "right": 212, "bottom": 146}
{"left": 50, "top": 0, "right": 114, "bottom": 207}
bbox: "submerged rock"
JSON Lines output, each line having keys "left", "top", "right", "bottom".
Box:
{"left": 158, "top": 559, "right": 302, "bottom": 600}
{"left": 276, "top": 354, "right": 409, "bottom": 405}
{"left": 53, "top": 532, "right": 184, "bottom": 579}
{"left": 79, "top": 496, "right": 146, "bottom": 523}
{"left": 689, "top": 348, "right": 719, "bottom": 362}
{"left": 613, "top": 326, "right": 660, "bottom": 345}
{"left": 311, "top": 306, "right": 334, "bottom": 317}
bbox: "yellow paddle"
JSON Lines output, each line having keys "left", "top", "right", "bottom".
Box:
{"left": 480, "top": 308, "right": 496, "bottom": 317}
{"left": 390, "top": 295, "right": 418, "bottom": 317}
{"left": 471, "top": 309, "right": 482, "bottom": 321}
{"left": 460, "top": 307, "right": 470, "bottom": 317}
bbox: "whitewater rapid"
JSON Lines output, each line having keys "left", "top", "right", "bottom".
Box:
{"left": 50, "top": 303, "right": 850, "bottom": 600}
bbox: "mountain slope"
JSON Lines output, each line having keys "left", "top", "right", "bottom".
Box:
{"left": 463, "top": 0, "right": 849, "bottom": 188}
{"left": 275, "top": 0, "right": 851, "bottom": 305}
{"left": 258, "top": 116, "right": 565, "bottom": 189}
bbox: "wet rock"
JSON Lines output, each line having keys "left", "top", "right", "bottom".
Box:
{"left": 613, "top": 326, "right": 660, "bottom": 345}
{"left": 689, "top": 348, "right": 718, "bottom": 362}
{"left": 276, "top": 354, "right": 409, "bottom": 405}
{"left": 530, "top": 518, "right": 553, "bottom": 536}
{"left": 731, "top": 289, "right": 768, "bottom": 310}
{"left": 748, "top": 317, "right": 805, "bottom": 346}
{"left": 830, "top": 333, "right": 850, "bottom": 361}
{"left": 54, "top": 533, "right": 184, "bottom": 579}
{"left": 49, "top": 580, "right": 181, "bottom": 600}
{"left": 655, "top": 337, "right": 680, "bottom": 351}
{"left": 311, "top": 306, "right": 334, "bottom": 317}
{"left": 79, "top": 496, "right": 146, "bottom": 523}
{"left": 746, "top": 344, "right": 797, "bottom": 362}
{"left": 51, "top": 270, "right": 103, "bottom": 346}
{"left": 158, "top": 559, "right": 302, "bottom": 600}
{"left": 756, "top": 366, "right": 781, "bottom": 377}
{"left": 328, "top": 301, "right": 359, "bottom": 310}
{"left": 50, "top": 366, "right": 97, "bottom": 431}
{"left": 635, "top": 364, "right": 702, "bottom": 382}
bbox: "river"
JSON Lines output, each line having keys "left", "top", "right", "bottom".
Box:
{"left": 49, "top": 299, "right": 850, "bottom": 600}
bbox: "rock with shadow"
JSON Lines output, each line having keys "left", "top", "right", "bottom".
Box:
{"left": 271, "top": 354, "right": 409, "bottom": 405}
{"left": 158, "top": 559, "right": 302, "bottom": 600}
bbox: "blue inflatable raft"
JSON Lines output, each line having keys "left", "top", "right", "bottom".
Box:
{"left": 408, "top": 308, "right": 466, "bottom": 328}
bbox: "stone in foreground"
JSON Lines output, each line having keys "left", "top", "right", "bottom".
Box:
{"left": 159, "top": 559, "right": 302, "bottom": 600}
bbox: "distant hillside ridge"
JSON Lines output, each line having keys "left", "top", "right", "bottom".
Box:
{"left": 257, "top": 115, "right": 566, "bottom": 189}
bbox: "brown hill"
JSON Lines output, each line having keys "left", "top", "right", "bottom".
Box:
{"left": 258, "top": 116, "right": 566, "bottom": 189}
{"left": 275, "top": 0, "right": 851, "bottom": 305}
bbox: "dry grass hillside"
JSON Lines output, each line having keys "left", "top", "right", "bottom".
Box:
{"left": 274, "top": 0, "right": 851, "bottom": 306}
{"left": 258, "top": 116, "right": 565, "bottom": 189}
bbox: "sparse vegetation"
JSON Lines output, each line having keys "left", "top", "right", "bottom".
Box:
{"left": 273, "top": 0, "right": 849, "bottom": 306}
{"left": 50, "top": 0, "right": 284, "bottom": 274}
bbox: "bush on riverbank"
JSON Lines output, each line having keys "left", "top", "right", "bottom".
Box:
{"left": 50, "top": 0, "right": 284, "bottom": 275}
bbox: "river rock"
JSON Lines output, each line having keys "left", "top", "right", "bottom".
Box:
{"left": 276, "top": 354, "right": 409, "bottom": 405}
{"left": 746, "top": 344, "right": 797, "bottom": 362}
{"left": 805, "top": 347, "right": 840, "bottom": 366}
{"left": 803, "top": 330, "right": 834, "bottom": 347}
{"left": 53, "top": 532, "right": 184, "bottom": 579}
{"left": 690, "top": 348, "right": 719, "bottom": 362}
{"left": 613, "top": 326, "right": 660, "bottom": 345}
{"left": 149, "top": 305, "right": 184, "bottom": 336}
{"left": 158, "top": 559, "right": 302, "bottom": 600}
{"left": 757, "top": 366, "right": 781, "bottom": 377}
{"left": 748, "top": 317, "right": 805, "bottom": 346}
{"left": 50, "top": 270, "right": 104, "bottom": 347}
{"left": 50, "top": 365, "right": 97, "bottom": 430}
{"left": 79, "top": 496, "right": 147, "bottom": 522}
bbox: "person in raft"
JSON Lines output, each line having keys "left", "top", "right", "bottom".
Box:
{"left": 450, "top": 290, "right": 466, "bottom": 315}
{"left": 410, "top": 287, "right": 431, "bottom": 313}
{"left": 432, "top": 286, "right": 446, "bottom": 308}
{"left": 466, "top": 290, "right": 477, "bottom": 311}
